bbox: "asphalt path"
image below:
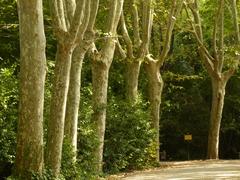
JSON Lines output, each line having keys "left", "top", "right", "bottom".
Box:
{"left": 121, "top": 160, "right": 240, "bottom": 180}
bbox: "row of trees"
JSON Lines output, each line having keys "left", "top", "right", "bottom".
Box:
{"left": 2, "top": 0, "right": 240, "bottom": 179}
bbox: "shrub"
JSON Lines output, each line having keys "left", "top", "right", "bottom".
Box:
{"left": 103, "top": 96, "right": 156, "bottom": 173}
{"left": 0, "top": 67, "right": 18, "bottom": 179}
{"left": 77, "top": 86, "right": 99, "bottom": 179}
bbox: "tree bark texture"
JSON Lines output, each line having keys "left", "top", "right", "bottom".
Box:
{"left": 145, "top": 60, "right": 163, "bottom": 162}
{"left": 46, "top": 43, "right": 73, "bottom": 176}
{"left": 92, "top": 40, "right": 116, "bottom": 172}
{"left": 46, "top": 0, "right": 91, "bottom": 176}
{"left": 15, "top": 0, "right": 46, "bottom": 178}
{"left": 64, "top": 45, "right": 85, "bottom": 154}
{"left": 92, "top": 59, "right": 110, "bottom": 173}
{"left": 207, "top": 77, "right": 226, "bottom": 159}
{"left": 120, "top": 0, "right": 151, "bottom": 102}
{"left": 142, "top": 0, "right": 182, "bottom": 162}
{"left": 91, "top": 0, "right": 123, "bottom": 172}
{"left": 125, "top": 61, "right": 141, "bottom": 101}
{"left": 63, "top": 0, "right": 99, "bottom": 160}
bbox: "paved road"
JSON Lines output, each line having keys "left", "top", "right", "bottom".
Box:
{"left": 121, "top": 160, "right": 240, "bottom": 180}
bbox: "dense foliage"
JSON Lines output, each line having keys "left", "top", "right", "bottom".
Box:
{"left": 0, "top": 0, "right": 240, "bottom": 179}
{"left": 104, "top": 96, "right": 156, "bottom": 173}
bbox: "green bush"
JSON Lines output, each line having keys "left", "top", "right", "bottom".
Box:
{"left": 0, "top": 67, "right": 18, "bottom": 179}
{"left": 0, "top": 67, "right": 18, "bottom": 164}
{"left": 77, "top": 86, "right": 99, "bottom": 179}
{"left": 61, "top": 140, "right": 81, "bottom": 180}
{"left": 103, "top": 96, "right": 156, "bottom": 173}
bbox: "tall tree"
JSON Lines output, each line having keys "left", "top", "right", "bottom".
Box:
{"left": 230, "top": 0, "right": 240, "bottom": 42}
{"left": 15, "top": 0, "right": 46, "bottom": 178}
{"left": 118, "top": 0, "right": 143, "bottom": 101}
{"left": 91, "top": 0, "right": 124, "bottom": 172}
{"left": 46, "top": 0, "right": 91, "bottom": 176}
{"left": 64, "top": 0, "right": 99, "bottom": 159}
{"left": 185, "top": 0, "right": 239, "bottom": 159}
{"left": 144, "top": 0, "right": 183, "bottom": 162}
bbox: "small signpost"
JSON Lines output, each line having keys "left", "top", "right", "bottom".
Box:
{"left": 184, "top": 134, "right": 192, "bottom": 160}
{"left": 184, "top": 134, "right": 192, "bottom": 141}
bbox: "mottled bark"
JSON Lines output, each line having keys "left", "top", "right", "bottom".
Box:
{"left": 64, "top": 0, "right": 99, "bottom": 160}
{"left": 92, "top": 59, "right": 110, "bottom": 172}
{"left": 15, "top": 0, "right": 46, "bottom": 178}
{"left": 46, "top": 44, "right": 73, "bottom": 175}
{"left": 120, "top": 0, "right": 150, "bottom": 101}
{"left": 145, "top": 59, "right": 163, "bottom": 162}
{"left": 92, "top": 39, "right": 117, "bottom": 173}
{"left": 125, "top": 61, "right": 141, "bottom": 100}
{"left": 64, "top": 45, "right": 85, "bottom": 155}
{"left": 46, "top": 0, "right": 91, "bottom": 176}
{"left": 123, "top": 0, "right": 142, "bottom": 101}
{"left": 207, "top": 78, "right": 226, "bottom": 159}
{"left": 91, "top": 0, "right": 124, "bottom": 172}
{"left": 144, "top": 0, "right": 183, "bottom": 162}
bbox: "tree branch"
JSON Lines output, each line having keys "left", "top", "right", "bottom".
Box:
{"left": 68, "top": 0, "right": 86, "bottom": 42}
{"left": 131, "top": 0, "right": 141, "bottom": 47}
{"left": 230, "top": 0, "right": 240, "bottom": 68}
{"left": 50, "top": 0, "right": 67, "bottom": 32}
{"left": 223, "top": 67, "right": 236, "bottom": 82}
{"left": 62, "top": 0, "right": 76, "bottom": 30}
{"left": 230, "top": 0, "right": 240, "bottom": 43}
{"left": 106, "top": 0, "right": 118, "bottom": 33}
{"left": 185, "top": 1, "right": 216, "bottom": 74}
{"left": 218, "top": 0, "right": 225, "bottom": 72}
{"left": 76, "top": 0, "right": 91, "bottom": 42}
{"left": 120, "top": 13, "right": 134, "bottom": 58}
{"left": 212, "top": 0, "right": 220, "bottom": 61}
{"left": 87, "top": 0, "right": 99, "bottom": 32}
{"left": 99, "top": 0, "right": 124, "bottom": 57}
{"left": 116, "top": 38, "right": 127, "bottom": 59}
{"left": 112, "top": 0, "right": 124, "bottom": 34}
{"left": 139, "top": 0, "right": 153, "bottom": 58}
{"left": 158, "top": 0, "right": 183, "bottom": 66}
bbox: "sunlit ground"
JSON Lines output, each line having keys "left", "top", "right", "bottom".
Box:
{"left": 121, "top": 160, "right": 240, "bottom": 180}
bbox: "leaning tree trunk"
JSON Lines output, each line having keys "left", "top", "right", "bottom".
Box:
{"left": 15, "top": 0, "right": 46, "bottom": 178}
{"left": 64, "top": 45, "right": 86, "bottom": 156}
{"left": 207, "top": 77, "right": 226, "bottom": 159}
{"left": 46, "top": 43, "right": 73, "bottom": 176}
{"left": 125, "top": 61, "right": 141, "bottom": 101}
{"left": 145, "top": 60, "right": 163, "bottom": 162}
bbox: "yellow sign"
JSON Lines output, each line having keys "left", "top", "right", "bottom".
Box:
{"left": 184, "top": 134, "right": 192, "bottom": 141}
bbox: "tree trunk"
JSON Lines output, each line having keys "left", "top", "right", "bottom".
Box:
{"left": 15, "top": 0, "right": 46, "bottom": 178}
{"left": 207, "top": 77, "right": 226, "bottom": 159}
{"left": 46, "top": 43, "right": 73, "bottom": 176}
{"left": 91, "top": 0, "right": 123, "bottom": 172}
{"left": 92, "top": 60, "right": 110, "bottom": 172}
{"left": 145, "top": 60, "right": 163, "bottom": 162}
{"left": 92, "top": 38, "right": 116, "bottom": 172}
{"left": 125, "top": 61, "right": 141, "bottom": 101}
{"left": 64, "top": 45, "right": 86, "bottom": 157}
